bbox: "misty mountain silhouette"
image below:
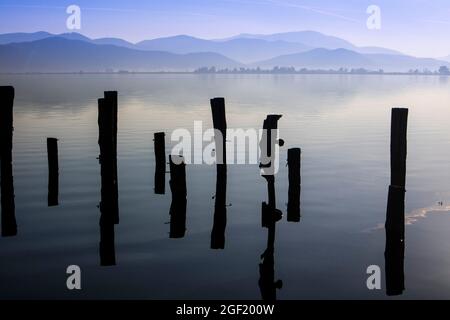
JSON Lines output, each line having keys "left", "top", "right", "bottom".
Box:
{"left": 217, "top": 31, "right": 404, "bottom": 55}
{"left": 135, "top": 35, "right": 311, "bottom": 63}
{"left": 254, "top": 48, "right": 449, "bottom": 72}
{"left": 0, "top": 37, "right": 241, "bottom": 72}
{"left": 0, "top": 31, "right": 448, "bottom": 72}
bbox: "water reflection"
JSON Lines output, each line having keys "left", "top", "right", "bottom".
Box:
{"left": 211, "top": 164, "right": 227, "bottom": 249}
{"left": 385, "top": 187, "right": 405, "bottom": 296}
{"left": 169, "top": 155, "right": 187, "bottom": 239}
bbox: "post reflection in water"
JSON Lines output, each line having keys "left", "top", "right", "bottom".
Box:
{"left": 169, "top": 155, "right": 187, "bottom": 239}
{"left": 384, "top": 186, "right": 405, "bottom": 296}
{"left": 259, "top": 175, "right": 283, "bottom": 302}
{"left": 211, "top": 164, "right": 227, "bottom": 249}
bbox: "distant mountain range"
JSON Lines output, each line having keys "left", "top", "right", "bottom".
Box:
{"left": 0, "top": 31, "right": 448, "bottom": 72}
{"left": 0, "top": 37, "right": 240, "bottom": 73}
{"left": 254, "top": 48, "right": 448, "bottom": 71}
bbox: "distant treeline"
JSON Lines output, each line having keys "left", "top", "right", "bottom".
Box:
{"left": 194, "top": 66, "right": 450, "bottom": 75}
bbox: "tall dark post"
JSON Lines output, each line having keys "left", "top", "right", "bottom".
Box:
{"left": 0, "top": 86, "right": 17, "bottom": 237}
{"left": 169, "top": 155, "right": 187, "bottom": 238}
{"left": 154, "top": 132, "right": 166, "bottom": 194}
{"left": 98, "top": 96, "right": 118, "bottom": 266}
{"left": 287, "top": 148, "right": 301, "bottom": 222}
{"left": 210, "top": 98, "right": 228, "bottom": 249}
{"left": 385, "top": 107, "right": 408, "bottom": 296}
{"left": 390, "top": 108, "right": 408, "bottom": 188}
{"left": 104, "top": 91, "right": 119, "bottom": 224}
{"left": 210, "top": 98, "right": 227, "bottom": 165}
{"left": 47, "top": 137, "right": 59, "bottom": 206}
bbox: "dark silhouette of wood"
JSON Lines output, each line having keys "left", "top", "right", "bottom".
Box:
{"left": 385, "top": 185, "right": 405, "bottom": 296}
{"left": 99, "top": 92, "right": 119, "bottom": 224}
{"left": 0, "top": 86, "right": 17, "bottom": 237}
{"left": 98, "top": 96, "right": 118, "bottom": 266}
{"left": 210, "top": 97, "right": 227, "bottom": 165}
{"left": 384, "top": 108, "right": 408, "bottom": 296}
{"left": 259, "top": 115, "right": 283, "bottom": 177}
{"left": 259, "top": 165, "right": 282, "bottom": 301}
{"left": 47, "top": 137, "right": 59, "bottom": 206}
{"left": 169, "top": 155, "right": 187, "bottom": 238}
{"left": 287, "top": 148, "right": 301, "bottom": 222}
{"left": 390, "top": 108, "right": 408, "bottom": 187}
{"left": 211, "top": 164, "right": 227, "bottom": 249}
{"left": 154, "top": 132, "right": 166, "bottom": 194}
{"left": 210, "top": 97, "right": 228, "bottom": 249}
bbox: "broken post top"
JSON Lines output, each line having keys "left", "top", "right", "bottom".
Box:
{"left": 210, "top": 97, "right": 227, "bottom": 131}
{"left": 263, "top": 115, "right": 283, "bottom": 130}
{"left": 0, "top": 86, "right": 14, "bottom": 98}
{"left": 0, "top": 86, "right": 15, "bottom": 128}
{"left": 104, "top": 91, "right": 118, "bottom": 101}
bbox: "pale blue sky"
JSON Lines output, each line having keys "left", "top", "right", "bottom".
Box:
{"left": 1, "top": 0, "right": 450, "bottom": 57}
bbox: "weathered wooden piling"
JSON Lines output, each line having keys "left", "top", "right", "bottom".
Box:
{"left": 98, "top": 92, "right": 119, "bottom": 224}
{"left": 169, "top": 155, "right": 187, "bottom": 238}
{"left": 47, "top": 138, "right": 59, "bottom": 206}
{"left": 0, "top": 86, "right": 17, "bottom": 237}
{"left": 210, "top": 98, "right": 228, "bottom": 249}
{"left": 384, "top": 107, "right": 408, "bottom": 296}
{"left": 287, "top": 148, "right": 301, "bottom": 222}
{"left": 390, "top": 108, "right": 408, "bottom": 187}
{"left": 210, "top": 98, "right": 227, "bottom": 165}
{"left": 154, "top": 132, "right": 166, "bottom": 194}
{"left": 97, "top": 96, "right": 118, "bottom": 266}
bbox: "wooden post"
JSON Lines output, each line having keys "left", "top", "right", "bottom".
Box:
{"left": 101, "top": 92, "right": 119, "bottom": 224}
{"left": 210, "top": 97, "right": 228, "bottom": 249}
{"left": 390, "top": 108, "right": 408, "bottom": 188}
{"left": 287, "top": 148, "right": 301, "bottom": 222}
{"left": 154, "top": 132, "right": 166, "bottom": 194}
{"left": 98, "top": 96, "right": 117, "bottom": 265}
{"left": 384, "top": 107, "right": 408, "bottom": 296}
{"left": 0, "top": 86, "right": 17, "bottom": 237}
{"left": 169, "top": 155, "right": 187, "bottom": 238}
{"left": 210, "top": 98, "right": 227, "bottom": 165}
{"left": 47, "top": 137, "right": 59, "bottom": 206}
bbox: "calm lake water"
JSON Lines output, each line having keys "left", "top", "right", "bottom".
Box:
{"left": 1, "top": 74, "right": 450, "bottom": 299}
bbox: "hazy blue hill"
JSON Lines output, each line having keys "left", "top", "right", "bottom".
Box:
{"left": 230, "top": 31, "right": 354, "bottom": 49}
{"left": 223, "top": 31, "right": 404, "bottom": 55}
{"left": 0, "top": 31, "right": 404, "bottom": 62}
{"left": 137, "top": 35, "right": 311, "bottom": 63}
{"left": 0, "top": 37, "right": 241, "bottom": 72}
{"left": 0, "top": 31, "right": 53, "bottom": 44}
{"left": 254, "top": 48, "right": 373, "bottom": 69}
{"left": 254, "top": 48, "right": 449, "bottom": 71}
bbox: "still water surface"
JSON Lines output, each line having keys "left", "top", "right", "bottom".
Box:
{"left": 1, "top": 74, "right": 450, "bottom": 299}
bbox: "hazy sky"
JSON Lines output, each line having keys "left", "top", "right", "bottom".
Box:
{"left": 1, "top": 0, "right": 450, "bottom": 57}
